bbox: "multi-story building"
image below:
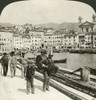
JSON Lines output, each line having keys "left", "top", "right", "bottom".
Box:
{"left": 52, "top": 32, "right": 63, "bottom": 50}
{"left": 44, "top": 29, "right": 64, "bottom": 50}
{"left": 78, "top": 33, "right": 85, "bottom": 49}
{"left": 0, "top": 31, "right": 13, "bottom": 53}
{"left": 13, "top": 34, "right": 23, "bottom": 50}
{"left": 63, "top": 31, "right": 79, "bottom": 50}
{"left": 30, "top": 34, "right": 42, "bottom": 50}
{"left": 78, "top": 21, "right": 96, "bottom": 49}
{"left": 23, "top": 36, "right": 31, "bottom": 50}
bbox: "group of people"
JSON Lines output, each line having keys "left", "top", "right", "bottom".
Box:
{"left": 0, "top": 49, "right": 58, "bottom": 94}
{"left": 36, "top": 49, "right": 58, "bottom": 92}
{"left": 1, "top": 51, "right": 17, "bottom": 77}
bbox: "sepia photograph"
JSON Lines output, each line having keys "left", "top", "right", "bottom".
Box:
{"left": 0, "top": 0, "right": 96, "bottom": 100}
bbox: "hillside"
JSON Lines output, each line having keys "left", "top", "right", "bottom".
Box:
{"left": 37, "top": 22, "right": 80, "bottom": 31}
{"left": 0, "top": 22, "right": 80, "bottom": 31}
{"left": 0, "top": 23, "right": 14, "bottom": 27}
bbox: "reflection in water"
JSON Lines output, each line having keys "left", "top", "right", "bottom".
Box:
{"left": 53, "top": 53, "right": 96, "bottom": 70}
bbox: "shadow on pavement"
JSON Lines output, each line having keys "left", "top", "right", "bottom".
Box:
{"left": 35, "top": 85, "right": 43, "bottom": 91}
{"left": 18, "top": 88, "right": 26, "bottom": 94}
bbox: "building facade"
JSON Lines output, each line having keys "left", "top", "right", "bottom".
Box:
{"left": 13, "top": 34, "right": 23, "bottom": 50}
{"left": 0, "top": 31, "right": 13, "bottom": 53}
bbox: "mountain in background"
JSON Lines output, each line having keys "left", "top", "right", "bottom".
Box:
{"left": 0, "top": 23, "right": 14, "bottom": 27}
{"left": 37, "top": 22, "right": 80, "bottom": 31}
{"left": 0, "top": 22, "right": 80, "bottom": 31}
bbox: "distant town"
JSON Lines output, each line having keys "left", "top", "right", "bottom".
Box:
{"left": 0, "top": 15, "right": 96, "bottom": 53}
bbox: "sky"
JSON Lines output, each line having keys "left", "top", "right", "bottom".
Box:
{"left": 0, "top": 0, "right": 95, "bottom": 25}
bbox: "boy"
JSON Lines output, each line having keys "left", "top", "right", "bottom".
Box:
{"left": 26, "top": 60, "right": 36, "bottom": 94}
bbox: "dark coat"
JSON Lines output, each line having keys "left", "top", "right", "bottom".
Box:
{"left": 36, "top": 55, "right": 43, "bottom": 70}
{"left": 1, "top": 56, "right": 9, "bottom": 66}
{"left": 26, "top": 66, "right": 35, "bottom": 79}
{"left": 36, "top": 55, "right": 58, "bottom": 75}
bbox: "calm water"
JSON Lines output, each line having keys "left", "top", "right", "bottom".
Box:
{"left": 25, "top": 52, "right": 96, "bottom": 70}
{"left": 53, "top": 53, "right": 96, "bottom": 70}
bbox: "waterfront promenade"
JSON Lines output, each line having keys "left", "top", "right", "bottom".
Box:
{"left": 0, "top": 61, "right": 95, "bottom": 100}
{"left": 0, "top": 64, "right": 71, "bottom": 100}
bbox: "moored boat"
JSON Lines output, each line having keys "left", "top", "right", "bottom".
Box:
{"left": 54, "top": 58, "right": 67, "bottom": 63}
{"left": 26, "top": 58, "right": 67, "bottom": 63}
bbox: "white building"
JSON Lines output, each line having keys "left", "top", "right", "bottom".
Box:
{"left": 44, "top": 30, "right": 64, "bottom": 51}
{"left": 63, "top": 32, "right": 79, "bottom": 50}
{"left": 0, "top": 31, "right": 13, "bottom": 53}
{"left": 52, "top": 33, "right": 63, "bottom": 49}
{"left": 78, "top": 21, "right": 96, "bottom": 49}
{"left": 78, "top": 33, "right": 85, "bottom": 49}
{"left": 13, "top": 34, "right": 23, "bottom": 50}
{"left": 30, "top": 34, "right": 42, "bottom": 50}
{"left": 23, "top": 36, "right": 31, "bottom": 50}
{"left": 93, "top": 34, "right": 96, "bottom": 48}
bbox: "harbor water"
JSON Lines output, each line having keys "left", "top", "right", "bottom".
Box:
{"left": 4, "top": 52, "right": 96, "bottom": 71}
{"left": 53, "top": 52, "right": 96, "bottom": 70}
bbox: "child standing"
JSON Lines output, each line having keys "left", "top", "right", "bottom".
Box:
{"left": 26, "top": 60, "right": 36, "bottom": 94}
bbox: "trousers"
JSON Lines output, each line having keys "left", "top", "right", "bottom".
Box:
{"left": 2, "top": 64, "right": 8, "bottom": 76}
{"left": 43, "top": 70, "right": 50, "bottom": 91}
{"left": 21, "top": 65, "right": 27, "bottom": 78}
{"left": 26, "top": 76, "right": 35, "bottom": 94}
{"left": 10, "top": 64, "right": 16, "bottom": 78}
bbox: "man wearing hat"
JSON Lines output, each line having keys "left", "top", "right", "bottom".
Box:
{"left": 1, "top": 52, "right": 9, "bottom": 76}
{"left": 36, "top": 49, "right": 47, "bottom": 70}
{"left": 44, "top": 52, "right": 59, "bottom": 91}
{"left": 47, "top": 52, "right": 59, "bottom": 75}
{"left": 36, "top": 49, "right": 59, "bottom": 91}
{"left": 25, "top": 60, "right": 36, "bottom": 94}
{"left": 36, "top": 49, "right": 52, "bottom": 92}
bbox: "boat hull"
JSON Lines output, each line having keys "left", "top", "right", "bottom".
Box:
{"left": 54, "top": 59, "right": 67, "bottom": 63}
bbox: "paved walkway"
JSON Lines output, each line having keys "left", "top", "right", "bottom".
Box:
{"left": 0, "top": 64, "right": 71, "bottom": 100}
{"left": 0, "top": 64, "right": 95, "bottom": 100}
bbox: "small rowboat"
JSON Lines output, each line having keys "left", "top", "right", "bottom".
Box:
{"left": 24, "top": 58, "right": 67, "bottom": 63}
{"left": 54, "top": 58, "right": 67, "bottom": 63}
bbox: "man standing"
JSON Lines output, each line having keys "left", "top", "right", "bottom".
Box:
{"left": 19, "top": 52, "right": 27, "bottom": 78}
{"left": 9, "top": 51, "right": 17, "bottom": 78}
{"left": 47, "top": 53, "right": 59, "bottom": 75}
{"left": 36, "top": 49, "right": 49, "bottom": 92}
{"left": 1, "top": 53, "right": 9, "bottom": 76}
